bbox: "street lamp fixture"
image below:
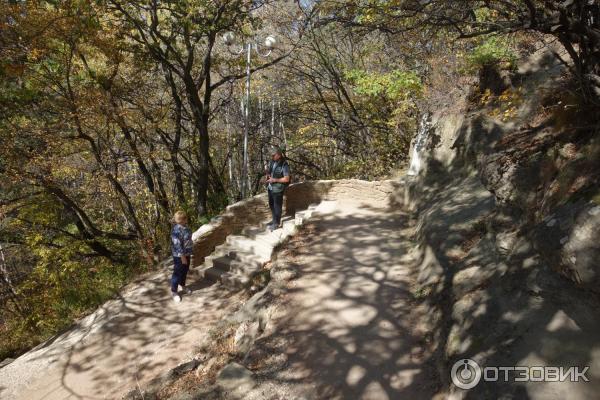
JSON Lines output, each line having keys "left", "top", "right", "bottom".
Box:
{"left": 222, "top": 32, "right": 277, "bottom": 199}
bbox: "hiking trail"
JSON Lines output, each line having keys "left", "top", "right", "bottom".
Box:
{"left": 0, "top": 181, "right": 432, "bottom": 399}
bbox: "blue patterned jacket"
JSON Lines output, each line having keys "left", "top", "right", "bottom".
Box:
{"left": 171, "top": 224, "right": 193, "bottom": 257}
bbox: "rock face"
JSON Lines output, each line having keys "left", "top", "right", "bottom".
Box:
{"left": 534, "top": 201, "right": 600, "bottom": 289}
{"left": 407, "top": 46, "right": 600, "bottom": 399}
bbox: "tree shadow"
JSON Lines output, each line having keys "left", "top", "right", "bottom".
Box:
{"left": 243, "top": 203, "right": 443, "bottom": 399}
{"left": 0, "top": 268, "right": 240, "bottom": 399}
{"left": 403, "top": 99, "right": 600, "bottom": 399}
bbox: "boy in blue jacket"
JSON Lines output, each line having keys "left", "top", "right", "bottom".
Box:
{"left": 170, "top": 211, "right": 193, "bottom": 302}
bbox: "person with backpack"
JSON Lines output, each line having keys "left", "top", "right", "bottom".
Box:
{"left": 265, "top": 146, "right": 290, "bottom": 231}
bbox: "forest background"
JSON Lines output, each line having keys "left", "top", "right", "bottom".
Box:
{"left": 1, "top": 0, "right": 598, "bottom": 360}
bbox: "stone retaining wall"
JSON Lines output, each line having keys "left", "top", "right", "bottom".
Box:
{"left": 191, "top": 194, "right": 271, "bottom": 267}
{"left": 284, "top": 179, "right": 397, "bottom": 214}
{"left": 191, "top": 179, "right": 398, "bottom": 267}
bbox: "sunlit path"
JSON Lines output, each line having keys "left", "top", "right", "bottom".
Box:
{"left": 0, "top": 271, "right": 243, "bottom": 400}
{"left": 240, "top": 198, "right": 440, "bottom": 399}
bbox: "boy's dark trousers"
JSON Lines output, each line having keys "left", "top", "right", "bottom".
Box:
{"left": 268, "top": 189, "right": 284, "bottom": 226}
{"left": 171, "top": 256, "right": 189, "bottom": 293}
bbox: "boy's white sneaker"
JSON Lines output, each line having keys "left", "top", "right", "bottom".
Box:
{"left": 179, "top": 285, "right": 192, "bottom": 295}
{"left": 172, "top": 293, "right": 182, "bottom": 303}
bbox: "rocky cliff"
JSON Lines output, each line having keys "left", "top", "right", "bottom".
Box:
{"left": 407, "top": 47, "right": 600, "bottom": 399}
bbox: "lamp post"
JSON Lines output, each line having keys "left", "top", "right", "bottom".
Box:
{"left": 223, "top": 32, "right": 277, "bottom": 199}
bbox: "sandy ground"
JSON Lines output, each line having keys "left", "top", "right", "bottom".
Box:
{"left": 0, "top": 267, "right": 243, "bottom": 400}
{"left": 240, "top": 199, "right": 440, "bottom": 400}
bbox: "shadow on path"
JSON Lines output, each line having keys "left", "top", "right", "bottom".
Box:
{"left": 246, "top": 200, "right": 441, "bottom": 399}
{"left": 0, "top": 266, "right": 243, "bottom": 400}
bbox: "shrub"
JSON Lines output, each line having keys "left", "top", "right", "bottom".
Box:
{"left": 466, "top": 37, "right": 517, "bottom": 72}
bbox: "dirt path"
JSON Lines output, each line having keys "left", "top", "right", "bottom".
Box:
{"left": 0, "top": 268, "right": 244, "bottom": 400}
{"left": 241, "top": 199, "right": 440, "bottom": 400}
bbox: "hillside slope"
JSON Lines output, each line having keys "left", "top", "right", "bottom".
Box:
{"left": 407, "top": 46, "right": 600, "bottom": 399}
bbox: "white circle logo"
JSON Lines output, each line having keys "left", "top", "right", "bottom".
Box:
{"left": 451, "top": 359, "right": 482, "bottom": 389}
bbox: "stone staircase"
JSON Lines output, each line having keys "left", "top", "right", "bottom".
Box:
{"left": 200, "top": 204, "right": 321, "bottom": 289}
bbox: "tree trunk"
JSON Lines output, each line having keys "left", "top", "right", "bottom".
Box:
{"left": 185, "top": 89, "right": 210, "bottom": 216}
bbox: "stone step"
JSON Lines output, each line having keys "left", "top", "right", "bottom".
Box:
{"left": 281, "top": 218, "right": 297, "bottom": 232}
{"left": 257, "top": 215, "right": 294, "bottom": 230}
{"left": 265, "top": 220, "right": 297, "bottom": 244}
{"left": 295, "top": 210, "right": 311, "bottom": 219}
{"left": 206, "top": 268, "right": 249, "bottom": 289}
{"left": 226, "top": 235, "right": 274, "bottom": 258}
{"left": 202, "top": 255, "right": 220, "bottom": 270}
{"left": 226, "top": 249, "right": 270, "bottom": 265}
{"left": 242, "top": 225, "right": 269, "bottom": 237}
{"left": 203, "top": 248, "right": 234, "bottom": 269}
{"left": 213, "top": 256, "right": 262, "bottom": 276}
{"left": 233, "top": 261, "right": 263, "bottom": 277}
{"left": 307, "top": 203, "right": 321, "bottom": 218}
{"left": 255, "top": 219, "right": 296, "bottom": 242}
{"left": 211, "top": 255, "right": 235, "bottom": 271}
{"left": 213, "top": 243, "right": 233, "bottom": 255}
{"left": 200, "top": 202, "right": 323, "bottom": 290}
{"left": 252, "top": 232, "right": 282, "bottom": 247}
{"left": 205, "top": 243, "right": 266, "bottom": 268}
{"left": 294, "top": 210, "right": 310, "bottom": 225}
{"left": 221, "top": 271, "right": 251, "bottom": 290}
{"left": 204, "top": 266, "right": 227, "bottom": 282}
